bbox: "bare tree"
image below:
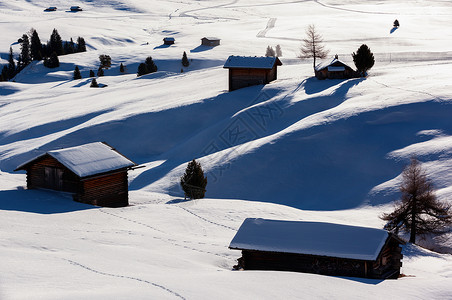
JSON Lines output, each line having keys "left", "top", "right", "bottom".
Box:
{"left": 381, "top": 158, "right": 451, "bottom": 244}
{"left": 298, "top": 24, "right": 329, "bottom": 70}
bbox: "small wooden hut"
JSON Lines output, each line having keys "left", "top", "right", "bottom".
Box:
{"left": 315, "top": 55, "right": 355, "bottom": 80}
{"left": 223, "top": 56, "right": 282, "bottom": 91}
{"left": 201, "top": 37, "right": 221, "bottom": 47}
{"left": 15, "top": 142, "right": 136, "bottom": 207}
{"left": 163, "top": 37, "right": 175, "bottom": 45}
{"left": 70, "top": 6, "right": 82, "bottom": 11}
{"left": 229, "top": 218, "right": 405, "bottom": 279}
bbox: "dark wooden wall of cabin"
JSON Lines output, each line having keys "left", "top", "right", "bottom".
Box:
{"left": 370, "top": 237, "right": 403, "bottom": 279}
{"left": 76, "top": 171, "right": 129, "bottom": 207}
{"left": 229, "top": 68, "right": 268, "bottom": 91}
{"left": 26, "top": 155, "right": 80, "bottom": 193}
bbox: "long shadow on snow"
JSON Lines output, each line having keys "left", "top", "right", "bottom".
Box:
{"left": 130, "top": 78, "right": 362, "bottom": 192}
{"left": 201, "top": 101, "right": 452, "bottom": 210}
{"left": 0, "top": 188, "right": 94, "bottom": 214}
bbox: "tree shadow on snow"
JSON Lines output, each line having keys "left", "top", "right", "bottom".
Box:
{"left": 390, "top": 27, "right": 398, "bottom": 34}
{"left": 0, "top": 188, "right": 94, "bottom": 214}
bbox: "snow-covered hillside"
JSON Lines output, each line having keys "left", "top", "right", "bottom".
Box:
{"left": 1, "top": 0, "right": 452, "bottom": 299}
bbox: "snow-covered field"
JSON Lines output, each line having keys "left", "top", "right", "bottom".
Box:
{"left": 1, "top": 0, "right": 452, "bottom": 299}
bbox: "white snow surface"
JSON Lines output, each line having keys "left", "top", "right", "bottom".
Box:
{"left": 230, "top": 218, "right": 389, "bottom": 260}
{"left": 1, "top": 0, "right": 452, "bottom": 299}
{"left": 16, "top": 142, "right": 136, "bottom": 177}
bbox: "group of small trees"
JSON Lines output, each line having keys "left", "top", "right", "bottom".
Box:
{"left": 137, "top": 56, "right": 158, "bottom": 76}
{"left": 298, "top": 24, "right": 375, "bottom": 77}
{"left": 1, "top": 28, "right": 86, "bottom": 81}
{"left": 265, "top": 45, "right": 282, "bottom": 57}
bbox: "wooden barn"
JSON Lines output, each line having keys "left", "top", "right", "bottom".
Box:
{"left": 223, "top": 56, "right": 282, "bottom": 91}
{"left": 201, "top": 37, "right": 221, "bottom": 47}
{"left": 229, "top": 218, "right": 405, "bottom": 279}
{"left": 15, "top": 142, "right": 136, "bottom": 207}
{"left": 70, "top": 6, "right": 82, "bottom": 11}
{"left": 163, "top": 37, "right": 175, "bottom": 45}
{"left": 315, "top": 55, "right": 356, "bottom": 80}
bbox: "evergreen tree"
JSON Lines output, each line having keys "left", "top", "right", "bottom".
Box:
{"left": 99, "top": 54, "right": 111, "bottom": 69}
{"left": 119, "top": 63, "right": 125, "bottom": 73}
{"left": 48, "top": 28, "right": 64, "bottom": 56}
{"left": 30, "top": 29, "right": 43, "bottom": 61}
{"left": 19, "top": 34, "right": 31, "bottom": 69}
{"left": 145, "top": 56, "right": 157, "bottom": 73}
{"left": 89, "top": 70, "right": 95, "bottom": 77}
{"left": 73, "top": 66, "right": 82, "bottom": 79}
{"left": 181, "top": 51, "right": 189, "bottom": 67}
{"left": 352, "top": 44, "right": 375, "bottom": 76}
{"left": 275, "top": 44, "right": 282, "bottom": 57}
{"left": 1, "top": 65, "right": 8, "bottom": 81}
{"left": 180, "top": 159, "right": 207, "bottom": 200}
{"left": 299, "top": 24, "right": 329, "bottom": 70}
{"left": 64, "top": 38, "right": 75, "bottom": 54}
{"left": 76, "top": 37, "right": 86, "bottom": 52}
{"left": 90, "top": 78, "right": 99, "bottom": 88}
{"left": 43, "top": 52, "right": 59, "bottom": 68}
{"left": 137, "top": 63, "right": 148, "bottom": 76}
{"left": 265, "top": 46, "right": 275, "bottom": 57}
{"left": 97, "top": 66, "right": 104, "bottom": 77}
{"left": 393, "top": 19, "right": 400, "bottom": 27}
{"left": 7, "top": 47, "right": 16, "bottom": 79}
{"left": 381, "top": 158, "right": 452, "bottom": 244}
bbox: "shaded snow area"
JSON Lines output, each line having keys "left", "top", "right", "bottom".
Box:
{"left": 1, "top": 0, "right": 452, "bottom": 299}
{"left": 230, "top": 218, "right": 388, "bottom": 260}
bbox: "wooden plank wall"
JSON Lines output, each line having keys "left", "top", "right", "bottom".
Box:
{"left": 77, "top": 171, "right": 129, "bottom": 207}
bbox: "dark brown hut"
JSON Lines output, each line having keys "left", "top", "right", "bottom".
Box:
{"left": 201, "top": 37, "right": 221, "bottom": 47}
{"left": 315, "top": 55, "right": 355, "bottom": 79}
{"left": 15, "top": 142, "right": 136, "bottom": 207}
{"left": 223, "top": 56, "right": 282, "bottom": 91}
{"left": 163, "top": 37, "right": 175, "bottom": 45}
{"left": 229, "top": 218, "right": 405, "bottom": 279}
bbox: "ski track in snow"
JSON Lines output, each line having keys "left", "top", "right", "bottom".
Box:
{"left": 257, "top": 18, "right": 277, "bottom": 38}
{"left": 178, "top": 0, "right": 239, "bottom": 20}
{"left": 65, "top": 259, "right": 186, "bottom": 300}
{"left": 176, "top": 205, "right": 237, "bottom": 231}
{"left": 369, "top": 78, "right": 446, "bottom": 102}
{"left": 313, "top": 0, "right": 394, "bottom": 15}
{"left": 98, "top": 209, "right": 231, "bottom": 258}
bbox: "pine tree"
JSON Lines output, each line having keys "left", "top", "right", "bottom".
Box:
{"left": 99, "top": 54, "right": 111, "bottom": 69}
{"left": 299, "top": 24, "right": 329, "bottom": 70}
{"left": 77, "top": 37, "right": 86, "bottom": 52}
{"left": 119, "top": 63, "right": 125, "bottom": 73}
{"left": 30, "top": 29, "right": 43, "bottom": 61}
{"left": 181, "top": 51, "right": 189, "bottom": 67}
{"left": 48, "top": 28, "right": 64, "bottom": 56}
{"left": 97, "top": 66, "right": 104, "bottom": 77}
{"left": 145, "top": 56, "right": 157, "bottom": 73}
{"left": 19, "top": 34, "right": 31, "bottom": 69}
{"left": 352, "top": 44, "right": 375, "bottom": 77}
{"left": 275, "top": 44, "right": 282, "bottom": 57}
{"left": 64, "top": 38, "right": 75, "bottom": 54}
{"left": 393, "top": 19, "right": 400, "bottom": 27}
{"left": 381, "top": 158, "right": 452, "bottom": 244}
{"left": 90, "top": 78, "right": 99, "bottom": 88}
{"left": 7, "top": 47, "right": 16, "bottom": 79}
{"left": 180, "top": 159, "right": 207, "bottom": 200}
{"left": 137, "top": 63, "right": 148, "bottom": 76}
{"left": 265, "top": 46, "right": 275, "bottom": 57}
{"left": 1, "top": 65, "right": 8, "bottom": 81}
{"left": 89, "top": 70, "right": 95, "bottom": 77}
{"left": 43, "top": 52, "right": 59, "bottom": 68}
{"left": 73, "top": 66, "right": 82, "bottom": 79}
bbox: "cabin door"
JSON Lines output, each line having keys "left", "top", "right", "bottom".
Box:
{"left": 44, "top": 167, "right": 64, "bottom": 190}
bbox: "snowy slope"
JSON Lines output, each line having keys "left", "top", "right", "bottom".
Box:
{"left": 1, "top": 0, "right": 452, "bottom": 299}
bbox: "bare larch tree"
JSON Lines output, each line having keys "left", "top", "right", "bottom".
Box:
{"left": 298, "top": 24, "right": 329, "bottom": 70}
{"left": 381, "top": 158, "right": 451, "bottom": 244}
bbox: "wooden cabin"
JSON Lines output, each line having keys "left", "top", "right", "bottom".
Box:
{"left": 229, "top": 218, "right": 405, "bottom": 279}
{"left": 201, "top": 37, "right": 221, "bottom": 47}
{"left": 315, "top": 55, "right": 355, "bottom": 80}
{"left": 223, "top": 56, "right": 282, "bottom": 91}
{"left": 15, "top": 142, "right": 136, "bottom": 207}
{"left": 70, "top": 6, "right": 82, "bottom": 11}
{"left": 163, "top": 37, "right": 175, "bottom": 45}
{"left": 44, "top": 7, "right": 57, "bottom": 12}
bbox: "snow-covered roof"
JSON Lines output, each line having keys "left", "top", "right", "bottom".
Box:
{"left": 223, "top": 56, "right": 282, "bottom": 69}
{"left": 315, "top": 57, "right": 353, "bottom": 72}
{"left": 229, "top": 218, "right": 390, "bottom": 261}
{"left": 202, "top": 37, "right": 220, "bottom": 41}
{"left": 163, "top": 37, "right": 175, "bottom": 41}
{"left": 16, "top": 142, "right": 136, "bottom": 178}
